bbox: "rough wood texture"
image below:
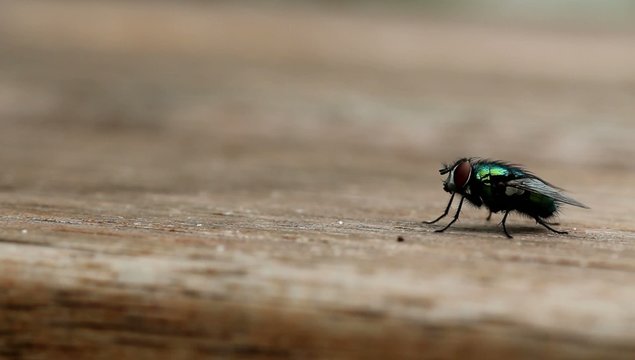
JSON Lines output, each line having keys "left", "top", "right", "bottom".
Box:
{"left": 1, "top": 2, "right": 635, "bottom": 359}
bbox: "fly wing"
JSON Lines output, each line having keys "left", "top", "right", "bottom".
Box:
{"left": 506, "top": 177, "right": 589, "bottom": 209}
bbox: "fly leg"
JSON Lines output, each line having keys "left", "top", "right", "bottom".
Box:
{"left": 423, "top": 192, "right": 455, "bottom": 224}
{"left": 485, "top": 211, "right": 493, "bottom": 222}
{"left": 535, "top": 217, "right": 568, "bottom": 235}
{"left": 435, "top": 196, "right": 464, "bottom": 233}
{"left": 500, "top": 210, "right": 513, "bottom": 239}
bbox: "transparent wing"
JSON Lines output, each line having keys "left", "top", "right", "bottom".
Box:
{"left": 506, "top": 177, "right": 589, "bottom": 209}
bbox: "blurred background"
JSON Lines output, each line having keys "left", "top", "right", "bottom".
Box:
{"left": 2, "top": 2, "right": 635, "bottom": 358}
{"left": 0, "top": 0, "right": 634, "bottom": 198}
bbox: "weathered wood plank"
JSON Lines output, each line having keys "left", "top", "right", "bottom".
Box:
{"left": 1, "top": 2, "right": 635, "bottom": 359}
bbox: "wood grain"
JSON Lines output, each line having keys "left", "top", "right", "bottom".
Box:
{"left": 1, "top": 2, "right": 635, "bottom": 359}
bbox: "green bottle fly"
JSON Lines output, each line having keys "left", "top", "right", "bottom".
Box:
{"left": 424, "top": 158, "right": 588, "bottom": 238}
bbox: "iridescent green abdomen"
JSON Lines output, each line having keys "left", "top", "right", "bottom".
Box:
{"left": 524, "top": 192, "right": 557, "bottom": 218}
{"left": 469, "top": 161, "right": 558, "bottom": 218}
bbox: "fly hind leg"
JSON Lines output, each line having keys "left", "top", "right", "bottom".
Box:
{"left": 535, "top": 217, "right": 568, "bottom": 235}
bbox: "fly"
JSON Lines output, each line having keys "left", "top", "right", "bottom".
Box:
{"left": 424, "top": 158, "right": 589, "bottom": 238}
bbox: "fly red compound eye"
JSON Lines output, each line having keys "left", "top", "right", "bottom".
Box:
{"left": 453, "top": 160, "right": 471, "bottom": 189}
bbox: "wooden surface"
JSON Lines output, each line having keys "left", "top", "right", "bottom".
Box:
{"left": 1, "top": 2, "right": 635, "bottom": 359}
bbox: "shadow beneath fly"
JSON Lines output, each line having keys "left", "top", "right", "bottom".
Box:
{"left": 394, "top": 221, "right": 559, "bottom": 236}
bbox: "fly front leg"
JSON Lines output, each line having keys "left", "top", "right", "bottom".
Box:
{"left": 423, "top": 192, "right": 455, "bottom": 224}
{"left": 435, "top": 196, "right": 464, "bottom": 233}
